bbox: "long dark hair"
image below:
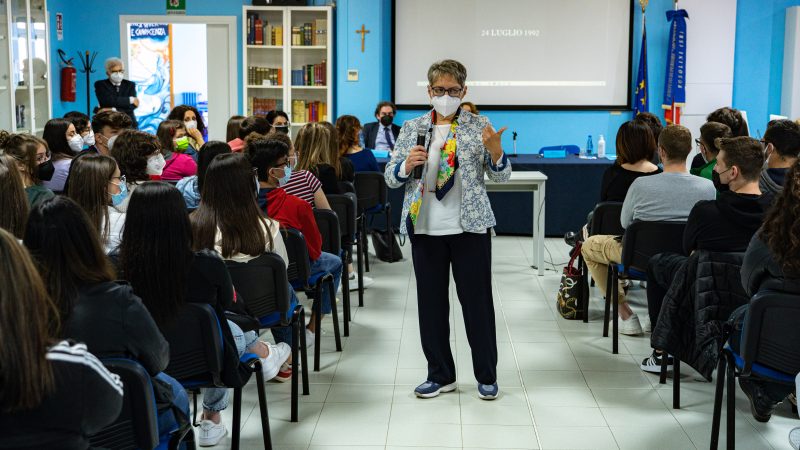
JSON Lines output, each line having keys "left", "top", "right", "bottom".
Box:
{"left": 167, "top": 105, "right": 207, "bottom": 137}
{"left": 23, "top": 197, "right": 116, "bottom": 324}
{"left": 42, "top": 118, "right": 75, "bottom": 159}
{"left": 156, "top": 120, "right": 186, "bottom": 155}
{"left": 226, "top": 115, "right": 245, "bottom": 142}
{"left": 111, "top": 130, "right": 160, "bottom": 183}
{"left": 66, "top": 154, "right": 117, "bottom": 242}
{"left": 0, "top": 228, "right": 58, "bottom": 412}
{"left": 0, "top": 154, "right": 30, "bottom": 239}
{"left": 192, "top": 153, "right": 273, "bottom": 257}
{"left": 197, "top": 141, "right": 232, "bottom": 193}
{"left": 0, "top": 131, "right": 48, "bottom": 184}
{"left": 615, "top": 120, "right": 656, "bottom": 165}
{"left": 760, "top": 161, "right": 800, "bottom": 276}
{"left": 119, "top": 182, "right": 194, "bottom": 327}
{"left": 335, "top": 115, "right": 360, "bottom": 155}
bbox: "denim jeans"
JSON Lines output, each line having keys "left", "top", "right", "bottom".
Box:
{"left": 309, "top": 251, "right": 342, "bottom": 315}
{"left": 154, "top": 372, "right": 190, "bottom": 450}
{"left": 202, "top": 320, "right": 258, "bottom": 412}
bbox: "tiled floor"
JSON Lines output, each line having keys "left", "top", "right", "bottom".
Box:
{"left": 202, "top": 237, "right": 797, "bottom": 449}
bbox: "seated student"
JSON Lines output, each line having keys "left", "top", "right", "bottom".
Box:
{"left": 247, "top": 137, "right": 343, "bottom": 343}
{"left": 692, "top": 106, "right": 751, "bottom": 170}
{"left": 759, "top": 119, "right": 800, "bottom": 196}
{"left": 266, "top": 110, "right": 291, "bottom": 134}
{"left": 689, "top": 122, "right": 733, "bottom": 180}
{"left": 157, "top": 120, "right": 198, "bottom": 180}
{"left": 642, "top": 136, "right": 771, "bottom": 372}
{"left": 0, "top": 131, "right": 55, "bottom": 207}
{"left": 41, "top": 118, "right": 82, "bottom": 193}
{"left": 362, "top": 101, "right": 400, "bottom": 152}
{"left": 337, "top": 115, "right": 377, "bottom": 174}
{"left": 191, "top": 152, "right": 294, "bottom": 380}
{"left": 633, "top": 112, "right": 664, "bottom": 164}
{"left": 294, "top": 122, "right": 343, "bottom": 195}
{"left": 63, "top": 111, "right": 94, "bottom": 151}
{"left": 460, "top": 101, "right": 479, "bottom": 115}
{"left": 110, "top": 130, "right": 165, "bottom": 211}
{"left": 0, "top": 154, "right": 29, "bottom": 239}
{"left": 23, "top": 196, "right": 189, "bottom": 447}
{"left": 731, "top": 160, "right": 800, "bottom": 422}
{"left": 66, "top": 154, "right": 127, "bottom": 253}
{"left": 581, "top": 125, "right": 716, "bottom": 335}
{"left": 600, "top": 120, "right": 661, "bottom": 202}
{"left": 225, "top": 115, "right": 245, "bottom": 145}
{"left": 119, "top": 182, "right": 286, "bottom": 447}
{"left": 176, "top": 141, "right": 232, "bottom": 209}
{"left": 0, "top": 228, "right": 123, "bottom": 449}
{"left": 91, "top": 110, "right": 133, "bottom": 155}
{"left": 167, "top": 104, "right": 206, "bottom": 150}
{"left": 260, "top": 131, "right": 331, "bottom": 210}
{"left": 228, "top": 115, "right": 271, "bottom": 152}
{"left": 323, "top": 121, "right": 355, "bottom": 182}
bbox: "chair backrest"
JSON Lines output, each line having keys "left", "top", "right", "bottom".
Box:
{"left": 327, "top": 193, "right": 357, "bottom": 243}
{"left": 338, "top": 180, "right": 356, "bottom": 194}
{"left": 226, "top": 252, "right": 291, "bottom": 326}
{"left": 740, "top": 289, "right": 800, "bottom": 377}
{"left": 281, "top": 227, "right": 312, "bottom": 285}
{"left": 354, "top": 171, "right": 387, "bottom": 212}
{"left": 89, "top": 359, "right": 158, "bottom": 450}
{"left": 590, "top": 202, "right": 624, "bottom": 236}
{"left": 314, "top": 208, "right": 341, "bottom": 255}
{"left": 162, "top": 303, "right": 225, "bottom": 387}
{"left": 620, "top": 221, "right": 687, "bottom": 272}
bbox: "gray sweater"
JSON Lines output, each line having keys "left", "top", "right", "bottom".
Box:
{"left": 620, "top": 172, "right": 716, "bottom": 228}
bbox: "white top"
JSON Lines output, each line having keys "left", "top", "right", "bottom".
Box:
{"left": 214, "top": 218, "right": 288, "bottom": 266}
{"left": 104, "top": 206, "right": 126, "bottom": 254}
{"left": 413, "top": 124, "right": 464, "bottom": 236}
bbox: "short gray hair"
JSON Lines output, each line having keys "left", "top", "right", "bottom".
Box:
{"left": 427, "top": 59, "right": 467, "bottom": 87}
{"left": 104, "top": 57, "right": 124, "bottom": 73}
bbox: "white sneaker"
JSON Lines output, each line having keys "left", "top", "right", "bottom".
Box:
{"left": 305, "top": 329, "right": 315, "bottom": 348}
{"left": 789, "top": 427, "right": 800, "bottom": 450}
{"left": 197, "top": 419, "right": 227, "bottom": 447}
{"left": 348, "top": 273, "right": 374, "bottom": 291}
{"left": 260, "top": 342, "right": 291, "bottom": 380}
{"left": 619, "top": 313, "right": 643, "bottom": 336}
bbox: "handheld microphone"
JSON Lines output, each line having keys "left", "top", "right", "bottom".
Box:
{"left": 413, "top": 123, "right": 427, "bottom": 179}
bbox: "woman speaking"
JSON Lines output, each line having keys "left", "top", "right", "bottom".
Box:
{"left": 384, "top": 59, "right": 511, "bottom": 400}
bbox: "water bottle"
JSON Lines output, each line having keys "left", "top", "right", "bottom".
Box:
{"left": 586, "top": 135, "right": 594, "bottom": 157}
{"left": 597, "top": 134, "right": 606, "bottom": 158}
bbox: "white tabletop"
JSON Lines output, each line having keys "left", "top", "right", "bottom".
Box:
{"left": 485, "top": 171, "right": 548, "bottom": 183}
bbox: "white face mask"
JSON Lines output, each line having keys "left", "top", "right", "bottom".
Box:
{"left": 146, "top": 153, "right": 166, "bottom": 176}
{"left": 107, "top": 134, "right": 118, "bottom": 152}
{"left": 68, "top": 134, "right": 84, "bottom": 152}
{"left": 431, "top": 95, "right": 461, "bottom": 118}
{"left": 185, "top": 120, "right": 198, "bottom": 130}
{"left": 83, "top": 130, "right": 96, "bottom": 146}
{"left": 109, "top": 72, "right": 124, "bottom": 84}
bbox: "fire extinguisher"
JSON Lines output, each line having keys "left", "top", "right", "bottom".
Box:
{"left": 58, "top": 49, "right": 77, "bottom": 102}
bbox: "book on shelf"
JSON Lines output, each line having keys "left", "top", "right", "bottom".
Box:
{"left": 291, "top": 100, "right": 327, "bottom": 123}
{"left": 291, "top": 60, "right": 326, "bottom": 86}
{"left": 248, "top": 66, "right": 282, "bottom": 86}
{"left": 314, "top": 19, "right": 327, "bottom": 46}
{"left": 248, "top": 97, "right": 284, "bottom": 117}
{"left": 246, "top": 11, "right": 282, "bottom": 46}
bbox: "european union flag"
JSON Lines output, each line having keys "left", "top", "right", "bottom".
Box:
{"left": 634, "top": 21, "right": 648, "bottom": 115}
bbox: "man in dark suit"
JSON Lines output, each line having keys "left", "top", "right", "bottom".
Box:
{"left": 362, "top": 101, "right": 400, "bottom": 153}
{"left": 94, "top": 57, "right": 139, "bottom": 129}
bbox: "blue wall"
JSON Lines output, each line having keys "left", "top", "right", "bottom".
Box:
{"left": 46, "top": 0, "right": 798, "bottom": 152}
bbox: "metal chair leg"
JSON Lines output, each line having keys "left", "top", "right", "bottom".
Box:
{"left": 673, "top": 359, "right": 681, "bottom": 409}
{"left": 298, "top": 316, "right": 309, "bottom": 395}
{"left": 356, "top": 224, "right": 365, "bottom": 307}
{"left": 612, "top": 270, "right": 619, "bottom": 354}
{"left": 328, "top": 277, "right": 342, "bottom": 352}
{"left": 341, "top": 249, "right": 351, "bottom": 337}
{"left": 362, "top": 218, "right": 371, "bottom": 272}
{"left": 290, "top": 306, "right": 302, "bottom": 422}
{"left": 710, "top": 355, "right": 727, "bottom": 450}
{"left": 726, "top": 354, "right": 735, "bottom": 450}
{"left": 579, "top": 257, "right": 589, "bottom": 323}
{"left": 232, "top": 387, "right": 242, "bottom": 450}
{"left": 313, "top": 283, "right": 323, "bottom": 372}
{"left": 603, "top": 266, "right": 612, "bottom": 337}
{"left": 659, "top": 350, "right": 669, "bottom": 384}
{"left": 253, "top": 361, "right": 273, "bottom": 450}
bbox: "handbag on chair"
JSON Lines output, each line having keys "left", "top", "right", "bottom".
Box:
{"left": 371, "top": 228, "right": 403, "bottom": 263}
{"left": 556, "top": 242, "right": 585, "bottom": 320}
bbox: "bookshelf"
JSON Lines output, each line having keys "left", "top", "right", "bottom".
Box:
{"left": 242, "top": 5, "right": 332, "bottom": 126}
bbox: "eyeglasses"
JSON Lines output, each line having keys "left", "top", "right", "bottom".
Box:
{"left": 35, "top": 152, "right": 51, "bottom": 164}
{"left": 109, "top": 175, "right": 126, "bottom": 186}
{"left": 430, "top": 86, "right": 463, "bottom": 97}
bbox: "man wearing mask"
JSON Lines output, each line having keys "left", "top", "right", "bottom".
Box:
{"left": 362, "top": 101, "right": 400, "bottom": 153}
{"left": 94, "top": 58, "right": 139, "bottom": 129}
{"left": 89, "top": 111, "right": 134, "bottom": 155}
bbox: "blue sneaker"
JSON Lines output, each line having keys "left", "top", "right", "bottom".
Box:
{"left": 478, "top": 383, "right": 499, "bottom": 400}
{"left": 414, "top": 380, "right": 457, "bottom": 399}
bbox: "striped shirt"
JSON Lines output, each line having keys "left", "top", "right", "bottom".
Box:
{"left": 283, "top": 170, "right": 322, "bottom": 206}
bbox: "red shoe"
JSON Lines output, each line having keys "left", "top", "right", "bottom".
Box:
{"left": 273, "top": 362, "right": 292, "bottom": 383}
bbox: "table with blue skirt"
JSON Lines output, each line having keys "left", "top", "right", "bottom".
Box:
{"left": 373, "top": 154, "right": 614, "bottom": 237}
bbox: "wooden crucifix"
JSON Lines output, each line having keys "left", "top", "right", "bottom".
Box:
{"left": 355, "top": 24, "right": 369, "bottom": 52}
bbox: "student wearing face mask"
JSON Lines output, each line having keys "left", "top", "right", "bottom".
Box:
{"left": 110, "top": 130, "right": 165, "bottom": 212}
{"left": 63, "top": 111, "right": 95, "bottom": 151}
{"left": 690, "top": 122, "right": 733, "bottom": 181}
{"left": 266, "top": 110, "right": 291, "bottom": 136}
{"left": 362, "top": 101, "right": 400, "bottom": 153}
{"left": 41, "top": 119, "right": 81, "bottom": 193}
{"left": 90, "top": 110, "right": 133, "bottom": 156}
{"left": 759, "top": 119, "right": 800, "bottom": 196}
{"left": 167, "top": 105, "right": 207, "bottom": 151}
{"left": 66, "top": 154, "right": 128, "bottom": 253}
{"left": 156, "top": 120, "right": 198, "bottom": 182}
{"left": 384, "top": 59, "right": 511, "bottom": 401}
{"left": 0, "top": 132, "right": 55, "bottom": 207}
{"left": 94, "top": 58, "right": 139, "bottom": 128}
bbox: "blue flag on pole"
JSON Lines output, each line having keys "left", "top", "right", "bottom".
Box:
{"left": 634, "top": 18, "right": 648, "bottom": 115}
{"left": 662, "top": 9, "right": 689, "bottom": 124}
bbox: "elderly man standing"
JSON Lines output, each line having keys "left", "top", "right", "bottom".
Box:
{"left": 94, "top": 57, "right": 139, "bottom": 129}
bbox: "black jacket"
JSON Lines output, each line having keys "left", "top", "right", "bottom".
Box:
{"left": 363, "top": 121, "right": 400, "bottom": 150}
{"left": 650, "top": 250, "right": 749, "bottom": 380}
{"left": 682, "top": 191, "right": 772, "bottom": 254}
{"left": 61, "top": 281, "right": 169, "bottom": 376}
{"left": 94, "top": 78, "right": 138, "bottom": 126}
{"left": 740, "top": 233, "right": 800, "bottom": 296}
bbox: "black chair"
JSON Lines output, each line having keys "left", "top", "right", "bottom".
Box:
{"left": 281, "top": 228, "right": 343, "bottom": 372}
{"left": 578, "top": 202, "right": 624, "bottom": 323}
{"left": 314, "top": 207, "right": 351, "bottom": 337}
{"left": 604, "top": 221, "right": 686, "bottom": 354}
{"left": 162, "top": 303, "right": 272, "bottom": 450}
{"left": 354, "top": 172, "right": 391, "bottom": 274}
{"left": 89, "top": 359, "right": 195, "bottom": 450}
{"left": 710, "top": 290, "right": 800, "bottom": 449}
{"left": 328, "top": 193, "right": 362, "bottom": 310}
{"left": 226, "top": 252, "right": 310, "bottom": 423}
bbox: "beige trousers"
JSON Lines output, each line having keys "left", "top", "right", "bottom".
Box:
{"left": 580, "top": 234, "right": 627, "bottom": 304}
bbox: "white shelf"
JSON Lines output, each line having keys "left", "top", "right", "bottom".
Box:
{"left": 246, "top": 45, "right": 283, "bottom": 49}
{"left": 291, "top": 45, "right": 326, "bottom": 50}
{"left": 16, "top": 85, "right": 46, "bottom": 90}
{"left": 246, "top": 84, "right": 283, "bottom": 89}
{"left": 291, "top": 85, "right": 327, "bottom": 90}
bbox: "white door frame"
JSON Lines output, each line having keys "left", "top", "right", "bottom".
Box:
{"left": 118, "top": 15, "right": 237, "bottom": 136}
